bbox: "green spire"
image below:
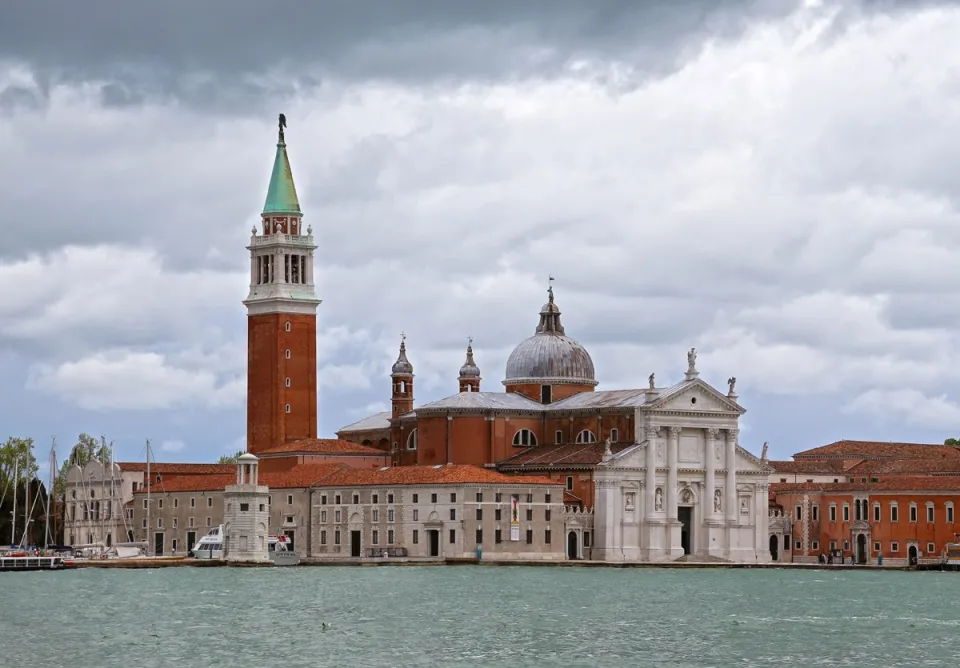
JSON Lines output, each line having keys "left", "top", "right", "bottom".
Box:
{"left": 262, "top": 114, "right": 301, "bottom": 215}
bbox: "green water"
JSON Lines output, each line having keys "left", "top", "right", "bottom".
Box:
{"left": 3, "top": 566, "right": 958, "bottom": 667}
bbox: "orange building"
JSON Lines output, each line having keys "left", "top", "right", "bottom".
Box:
{"left": 768, "top": 440, "right": 960, "bottom": 565}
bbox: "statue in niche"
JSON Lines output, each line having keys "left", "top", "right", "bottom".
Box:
{"left": 714, "top": 489, "right": 722, "bottom": 512}
{"left": 740, "top": 497, "right": 748, "bottom": 514}
{"left": 625, "top": 493, "right": 635, "bottom": 511}
{"left": 654, "top": 488, "right": 663, "bottom": 511}
{"left": 656, "top": 442, "right": 664, "bottom": 461}
{"left": 682, "top": 489, "right": 692, "bottom": 504}
{"left": 727, "top": 376, "right": 736, "bottom": 394}
{"left": 687, "top": 347, "right": 697, "bottom": 371}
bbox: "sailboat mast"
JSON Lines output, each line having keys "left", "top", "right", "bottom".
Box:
{"left": 10, "top": 458, "right": 17, "bottom": 546}
{"left": 146, "top": 439, "right": 151, "bottom": 557}
{"left": 46, "top": 438, "right": 56, "bottom": 549}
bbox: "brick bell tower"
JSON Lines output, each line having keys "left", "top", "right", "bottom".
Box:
{"left": 243, "top": 114, "right": 321, "bottom": 454}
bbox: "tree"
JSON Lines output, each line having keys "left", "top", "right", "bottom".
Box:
{"left": 217, "top": 451, "right": 244, "bottom": 465}
{"left": 54, "top": 433, "right": 112, "bottom": 501}
{"left": 0, "top": 437, "right": 48, "bottom": 546}
{"left": 946, "top": 438, "right": 959, "bottom": 446}
{"left": 0, "top": 437, "right": 38, "bottom": 491}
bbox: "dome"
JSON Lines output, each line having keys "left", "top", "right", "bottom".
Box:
{"left": 391, "top": 336, "right": 414, "bottom": 376}
{"left": 458, "top": 339, "right": 481, "bottom": 379}
{"left": 503, "top": 286, "right": 597, "bottom": 387}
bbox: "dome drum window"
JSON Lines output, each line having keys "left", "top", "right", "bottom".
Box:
{"left": 575, "top": 430, "right": 597, "bottom": 444}
{"left": 512, "top": 429, "right": 538, "bottom": 447}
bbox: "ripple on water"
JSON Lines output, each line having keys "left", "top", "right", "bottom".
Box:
{"left": 2, "top": 567, "right": 960, "bottom": 667}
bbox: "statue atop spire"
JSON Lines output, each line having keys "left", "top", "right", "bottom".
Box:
{"left": 278, "top": 113, "right": 287, "bottom": 143}
{"left": 262, "top": 113, "right": 301, "bottom": 215}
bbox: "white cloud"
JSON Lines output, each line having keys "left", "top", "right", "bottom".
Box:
{"left": 159, "top": 439, "right": 185, "bottom": 453}
{"left": 844, "top": 389, "right": 960, "bottom": 431}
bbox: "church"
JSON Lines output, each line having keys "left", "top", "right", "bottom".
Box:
{"left": 340, "top": 281, "right": 774, "bottom": 562}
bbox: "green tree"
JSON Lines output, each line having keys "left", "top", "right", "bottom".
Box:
{"left": 0, "top": 437, "right": 38, "bottom": 491}
{"left": 217, "top": 450, "right": 244, "bottom": 465}
{"left": 946, "top": 438, "right": 960, "bottom": 446}
{"left": 54, "top": 433, "right": 112, "bottom": 500}
{"left": 0, "top": 437, "right": 47, "bottom": 545}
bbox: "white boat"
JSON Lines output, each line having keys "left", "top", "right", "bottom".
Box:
{"left": 189, "top": 525, "right": 299, "bottom": 565}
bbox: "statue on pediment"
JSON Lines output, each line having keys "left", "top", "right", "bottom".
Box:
{"left": 761, "top": 442, "right": 768, "bottom": 461}
{"left": 687, "top": 347, "right": 697, "bottom": 372}
{"left": 727, "top": 376, "right": 736, "bottom": 394}
{"left": 648, "top": 372, "right": 655, "bottom": 389}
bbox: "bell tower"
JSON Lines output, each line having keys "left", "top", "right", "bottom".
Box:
{"left": 243, "top": 114, "right": 321, "bottom": 453}
{"left": 391, "top": 334, "right": 415, "bottom": 417}
{"left": 458, "top": 337, "right": 481, "bottom": 393}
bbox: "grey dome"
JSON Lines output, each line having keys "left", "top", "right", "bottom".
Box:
{"left": 503, "top": 287, "right": 597, "bottom": 387}
{"left": 391, "top": 337, "right": 414, "bottom": 376}
{"left": 459, "top": 340, "right": 481, "bottom": 379}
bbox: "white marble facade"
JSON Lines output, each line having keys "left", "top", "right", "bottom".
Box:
{"left": 223, "top": 454, "right": 271, "bottom": 562}
{"left": 591, "top": 374, "right": 773, "bottom": 563}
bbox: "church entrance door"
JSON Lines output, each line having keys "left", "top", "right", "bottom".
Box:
{"left": 769, "top": 534, "right": 779, "bottom": 561}
{"left": 678, "top": 506, "right": 693, "bottom": 555}
{"left": 350, "top": 530, "right": 362, "bottom": 558}
{"left": 567, "top": 531, "right": 578, "bottom": 560}
{"left": 856, "top": 534, "right": 867, "bottom": 564}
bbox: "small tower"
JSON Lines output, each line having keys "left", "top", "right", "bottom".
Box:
{"left": 243, "top": 114, "right": 321, "bottom": 453}
{"left": 458, "top": 337, "right": 481, "bottom": 393}
{"left": 222, "top": 453, "right": 271, "bottom": 563}
{"left": 391, "top": 334, "right": 415, "bottom": 417}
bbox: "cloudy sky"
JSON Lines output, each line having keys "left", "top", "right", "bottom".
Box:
{"left": 3, "top": 0, "right": 960, "bottom": 464}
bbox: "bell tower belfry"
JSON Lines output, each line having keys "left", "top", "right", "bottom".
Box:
{"left": 243, "top": 114, "right": 321, "bottom": 453}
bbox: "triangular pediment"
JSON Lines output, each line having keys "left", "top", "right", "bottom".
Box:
{"left": 644, "top": 378, "right": 745, "bottom": 414}
{"left": 599, "top": 442, "right": 772, "bottom": 474}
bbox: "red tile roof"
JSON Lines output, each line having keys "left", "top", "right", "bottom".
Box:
{"left": 793, "top": 440, "right": 960, "bottom": 461}
{"left": 771, "top": 476, "right": 960, "bottom": 493}
{"left": 258, "top": 438, "right": 386, "bottom": 456}
{"left": 118, "top": 463, "right": 235, "bottom": 475}
{"left": 768, "top": 460, "right": 849, "bottom": 474}
{"left": 563, "top": 490, "right": 583, "bottom": 505}
{"left": 844, "top": 458, "right": 960, "bottom": 476}
{"left": 312, "top": 464, "right": 559, "bottom": 488}
{"left": 134, "top": 464, "right": 345, "bottom": 494}
{"left": 498, "top": 442, "right": 633, "bottom": 468}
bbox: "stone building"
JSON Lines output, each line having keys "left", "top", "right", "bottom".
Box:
{"left": 222, "top": 454, "right": 271, "bottom": 562}
{"left": 768, "top": 440, "right": 960, "bottom": 564}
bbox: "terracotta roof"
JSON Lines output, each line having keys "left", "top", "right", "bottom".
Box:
{"left": 498, "top": 442, "right": 634, "bottom": 468}
{"left": 844, "top": 458, "right": 960, "bottom": 476}
{"left": 768, "top": 460, "right": 850, "bottom": 474}
{"left": 793, "top": 440, "right": 960, "bottom": 460}
{"left": 771, "top": 476, "right": 960, "bottom": 494}
{"left": 258, "top": 438, "right": 386, "bottom": 456}
{"left": 134, "top": 464, "right": 345, "bottom": 494}
{"left": 118, "top": 463, "right": 234, "bottom": 475}
{"left": 312, "top": 464, "right": 559, "bottom": 488}
{"left": 563, "top": 490, "right": 583, "bottom": 505}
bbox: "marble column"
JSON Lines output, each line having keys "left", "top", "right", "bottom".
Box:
{"left": 644, "top": 426, "right": 659, "bottom": 520}
{"left": 667, "top": 426, "right": 680, "bottom": 522}
{"left": 725, "top": 429, "right": 738, "bottom": 524}
{"left": 705, "top": 428, "right": 718, "bottom": 521}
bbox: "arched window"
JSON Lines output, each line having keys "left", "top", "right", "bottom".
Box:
{"left": 575, "top": 430, "right": 597, "bottom": 444}
{"left": 406, "top": 429, "right": 418, "bottom": 451}
{"left": 610, "top": 428, "right": 619, "bottom": 443}
{"left": 512, "top": 429, "right": 537, "bottom": 447}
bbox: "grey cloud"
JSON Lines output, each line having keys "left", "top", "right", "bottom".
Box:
{"left": 0, "top": 0, "right": 804, "bottom": 108}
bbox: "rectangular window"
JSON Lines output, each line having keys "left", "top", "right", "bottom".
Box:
{"left": 143, "top": 499, "right": 147, "bottom": 509}
{"left": 189, "top": 517, "right": 194, "bottom": 528}
{"left": 450, "top": 493, "right": 457, "bottom": 503}
{"left": 352, "top": 494, "right": 360, "bottom": 505}
{"left": 526, "top": 529, "right": 533, "bottom": 545}
{"left": 412, "top": 530, "right": 419, "bottom": 544}
{"left": 287, "top": 494, "right": 293, "bottom": 505}
{"left": 910, "top": 505, "right": 918, "bottom": 523}
{"left": 206, "top": 517, "right": 211, "bottom": 527}
{"left": 412, "top": 493, "right": 419, "bottom": 504}
{"left": 158, "top": 499, "right": 163, "bottom": 510}
{"left": 545, "top": 493, "right": 551, "bottom": 504}
{"left": 526, "top": 494, "right": 533, "bottom": 503}
{"left": 795, "top": 541, "right": 801, "bottom": 550}
{"left": 843, "top": 540, "right": 850, "bottom": 550}
{"left": 320, "top": 530, "right": 327, "bottom": 545}
{"left": 874, "top": 541, "right": 881, "bottom": 552}
{"left": 842, "top": 504, "right": 849, "bottom": 522}
{"left": 412, "top": 509, "right": 419, "bottom": 521}
{"left": 476, "top": 508, "right": 483, "bottom": 520}
{"left": 335, "top": 494, "right": 342, "bottom": 505}
{"left": 495, "top": 529, "right": 502, "bottom": 544}
{"left": 495, "top": 493, "right": 502, "bottom": 503}
{"left": 372, "top": 509, "right": 379, "bottom": 522}
{"left": 320, "top": 510, "right": 327, "bottom": 523}
{"left": 142, "top": 519, "right": 146, "bottom": 529}
{"left": 173, "top": 499, "right": 179, "bottom": 509}
{"left": 891, "top": 505, "right": 899, "bottom": 522}
{"left": 829, "top": 505, "right": 836, "bottom": 522}
{"left": 795, "top": 505, "right": 802, "bottom": 521}
{"left": 335, "top": 530, "right": 341, "bottom": 545}
{"left": 207, "top": 497, "right": 212, "bottom": 507}
{"left": 240, "top": 503, "right": 249, "bottom": 512}
{"left": 372, "top": 493, "right": 379, "bottom": 504}
{"left": 321, "top": 494, "right": 328, "bottom": 505}
{"left": 388, "top": 529, "right": 395, "bottom": 544}
{"left": 811, "top": 540, "right": 819, "bottom": 550}
{"left": 927, "top": 506, "right": 934, "bottom": 523}
{"left": 556, "top": 430, "right": 563, "bottom": 443}
{"left": 873, "top": 504, "right": 880, "bottom": 522}
{"left": 173, "top": 518, "right": 178, "bottom": 529}
{"left": 545, "top": 529, "right": 552, "bottom": 544}
{"left": 927, "top": 542, "right": 936, "bottom": 553}
{"left": 476, "top": 492, "right": 483, "bottom": 502}
{"left": 891, "top": 541, "right": 899, "bottom": 552}
{"left": 584, "top": 531, "right": 591, "bottom": 548}
{"left": 812, "top": 505, "right": 819, "bottom": 521}
{"left": 545, "top": 509, "right": 552, "bottom": 521}
{"left": 285, "top": 515, "right": 294, "bottom": 524}
{"left": 431, "top": 494, "right": 437, "bottom": 503}
{"left": 450, "top": 509, "right": 456, "bottom": 521}
{"left": 372, "top": 530, "right": 379, "bottom": 545}
{"left": 387, "top": 509, "right": 395, "bottom": 522}
{"left": 525, "top": 508, "right": 533, "bottom": 521}
{"left": 157, "top": 518, "right": 163, "bottom": 528}
{"left": 388, "top": 493, "right": 394, "bottom": 504}
{"left": 190, "top": 497, "right": 196, "bottom": 508}
{"left": 949, "top": 506, "right": 955, "bottom": 523}
{"left": 172, "top": 539, "right": 178, "bottom": 552}
{"left": 449, "top": 529, "right": 456, "bottom": 544}
{"left": 335, "top": 510, "right": 341, "bottom": 523}
{"left": 495, "top": 508, "right": 502, "bottom": 521}
{"left": 476, "top": 528, "right": 483, "bottom": 544}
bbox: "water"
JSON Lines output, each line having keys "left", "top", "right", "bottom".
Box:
{"left": 3, "top": 566, "right": 959, "bottom": 667}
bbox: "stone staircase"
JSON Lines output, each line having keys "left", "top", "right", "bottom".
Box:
{"left": 673, "top": 554, "right": 733, "bottom": 564}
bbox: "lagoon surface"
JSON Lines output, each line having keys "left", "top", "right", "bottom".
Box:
{"left": 3, "top": 566, "right": 959, "bottom": 667}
